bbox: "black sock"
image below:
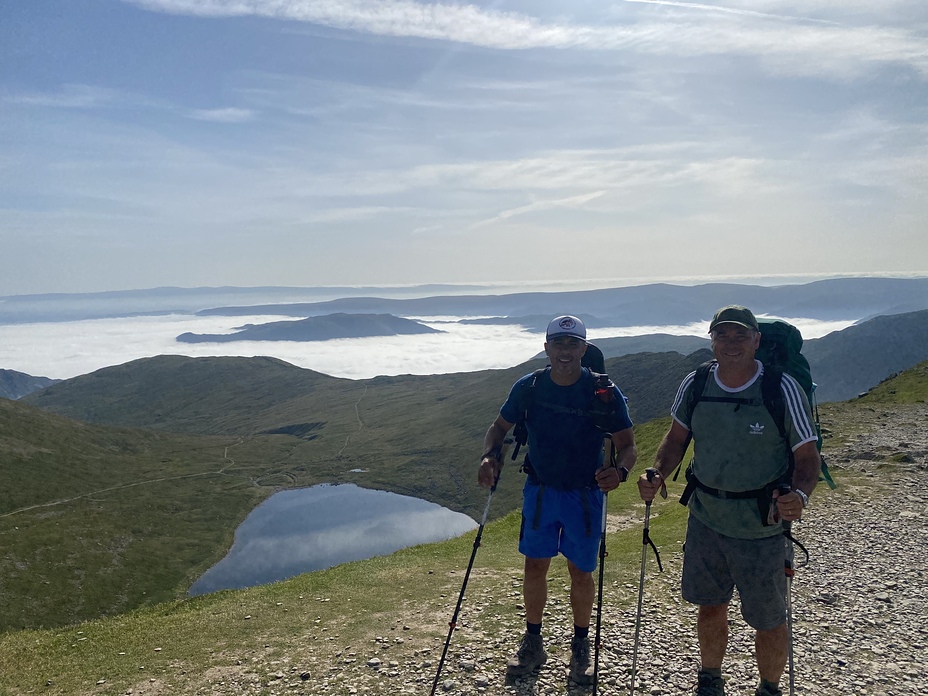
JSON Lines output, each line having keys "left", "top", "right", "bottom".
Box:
{"left": 701, "top": 667, "right": 722, "bottom": 678}
{"left": 574, "top": 625, "right": 589, "bottom": 639}
{"left": 526, "top": 622, "right": 542, "bottom": 635}
{"left": 759, "top": 678, "right": 780, "bottom": 694}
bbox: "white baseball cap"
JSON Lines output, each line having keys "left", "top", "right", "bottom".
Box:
{"left": 546, "top": 315, "right": 587, "bottom": 341}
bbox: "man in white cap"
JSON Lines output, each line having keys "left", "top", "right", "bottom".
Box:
{"left": 637, "top": 305, "right": 821, "bottom": 696}
{"left": 478, "top": 315, "right": 637, "bottom": 685}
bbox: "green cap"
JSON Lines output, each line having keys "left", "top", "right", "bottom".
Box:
{"left": 708, "top": 305, "right": 759, "bottom": 333}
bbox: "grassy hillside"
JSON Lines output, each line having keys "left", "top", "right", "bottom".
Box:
{"left": 0, "top": 415, "right": 690, "bottom": 696}
{"left": 3, "top": 349, "right": 703, "bottom": 632}
{"left": 19, "top": 350, "right": 708, "bottom": 527}
{"left": 0, "top": 392, "right": 529, "bottom": 631}
{"left": 0, "top": 362, "right": 923, "bottom": 693}
{"left": 23, "top": 352, "right": 709, "bottom": 434}
{"left": 0, "top": 368, "right": 58, "bottom": 400}
{"left": 0, "top": 398, "right": 289, "bottom": 630}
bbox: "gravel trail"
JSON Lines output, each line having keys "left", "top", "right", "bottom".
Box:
{"left": 154, "top": 404, "right": 927, "bottom": 696}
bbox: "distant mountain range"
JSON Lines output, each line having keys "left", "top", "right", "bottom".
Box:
{"left": 3, "top": 277, "right": 927, "bottom": 326}
{"left": 196, "top": 277, "right": 928, "bottom": 326}
{"left": 804, "top": 309, "right": 928, "bottom": 401}
{"left": 177, "top": 313, "right": 442, "bottom": 343}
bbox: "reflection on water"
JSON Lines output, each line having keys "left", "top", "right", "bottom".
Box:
{"left": 188, "top": 483, "right": 477, "bottom": 595}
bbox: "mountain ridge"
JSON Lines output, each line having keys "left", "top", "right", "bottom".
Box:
{"left": 3, "top": 277, "right": 927, "bottom": 325}
{"left": 195, "top": 277, "right": 928, "bottom": 325}
{"left": 0, "top": 368, "right": 59, "bottom": 400}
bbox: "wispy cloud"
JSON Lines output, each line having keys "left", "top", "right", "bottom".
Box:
{"left": 470, "top": 190, "right": 608, "bottom": 228}
{"left": 618, "top": 0, "right": 839, "bottom": 24}
{"left": 186, "top": 107, "right": 257, "bottom": 123}
{"left": 5, "top": 84, "right": 125, "bottom": 109}
{"left": 5, "top": 85, "right": 257, "bottom": 127}
{"left": 123, "top": 0, "right": 928, "bottom": 77}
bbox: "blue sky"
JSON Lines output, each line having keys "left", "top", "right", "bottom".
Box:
{"left": 2, "top": 0, "right": 926, "bottom": 295}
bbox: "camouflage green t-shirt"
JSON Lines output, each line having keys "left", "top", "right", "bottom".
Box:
{"left": 671, "top": 360, "right": 818, "bottom": 539}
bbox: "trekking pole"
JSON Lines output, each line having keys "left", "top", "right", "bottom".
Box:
{"left": 784, "top": 521, "right": 796, "bottom": 696}
{"left": 776, "top": 483, "right": 810, "bottom": 696}
{"left": 429, "top": 439, "right": 510, "bottom": 696}
{"left": 592, "top": 439, "right": 620, "bottom": 696}
{"left": 629, "top": 468, "right": 665, "bottom": 696}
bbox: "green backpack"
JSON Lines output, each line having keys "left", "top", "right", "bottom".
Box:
{"left": 682, "top": 318, "right": 835, "bottom": 490}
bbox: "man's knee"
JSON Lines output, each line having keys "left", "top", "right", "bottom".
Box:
{"left": 697, "top": 603, "right": 729, "bottom": 621}
{"left": 756, "top": 622, "right": 788, "bottom": 640}
{"left": 524, "top": 557, "right": 551, "bottom": 580}
{"left": 566, "top": 560, "right": 593, "bottom": 581}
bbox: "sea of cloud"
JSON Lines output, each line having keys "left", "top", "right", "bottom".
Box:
{"left": 0, "top": 313, "right": 856, "bottom": 381}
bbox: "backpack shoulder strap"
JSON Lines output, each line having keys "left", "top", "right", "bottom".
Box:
{"left": 512, "top": 368, "right": 548, "bottom": 459}
{"left": 761, "top": 363, "right": 788, "bottom": 442}
{"left": 686, "top": 360, "right": 715, "bottom": 414}
{"left": 761, "top": 363, "right": 795, "bottom": 485}
{"left": 674, "top": 360, "right": 714, "bottom": 482}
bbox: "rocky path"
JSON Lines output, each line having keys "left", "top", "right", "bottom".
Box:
{"left": 499, "top": 404, "right": 928, "bottom": 696}
{"left": 161, "top": 404, "right": 927, "bottom": 696}
{"left": 403, "top": 404, "right": 927, "bottom": 696}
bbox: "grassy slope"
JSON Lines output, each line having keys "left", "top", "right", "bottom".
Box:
{"left": 0, "top": 363, "right": 924, "bottom": 694}
{"left": 0, "top": 398, "right": 292, "bottom": 630}
{"left": 16, "top": 351, "right": 711, "bottom": 557}
{"left": 0, "top": 417, "right": 692, "bottom": 696}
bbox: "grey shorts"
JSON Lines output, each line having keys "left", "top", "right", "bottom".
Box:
{"left": 682, "top": 515, "right": 789, "bottom": 630}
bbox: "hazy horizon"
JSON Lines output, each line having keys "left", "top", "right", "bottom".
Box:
{"left": 2, "top": 271, "right": 927, "bottom": 303}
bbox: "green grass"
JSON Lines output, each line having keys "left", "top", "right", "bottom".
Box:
{"left": 0, "top": 460, "right": 694, "bottom": 696}
{"left": 854, "top": 358, "right": 928, "bottom": 403}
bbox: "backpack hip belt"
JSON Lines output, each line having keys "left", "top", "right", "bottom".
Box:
{"left": 680, "top": 463, "right": 785, "bottom": 526}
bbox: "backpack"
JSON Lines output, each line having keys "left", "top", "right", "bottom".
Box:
{"left": 510, "top": 342, "right": 624, "bottom": 481}
{"left": 753, "top": 318, "right": 832, "bottom": 488}
{"left": 677, "top": 318, "right": 835, "bottom": 514}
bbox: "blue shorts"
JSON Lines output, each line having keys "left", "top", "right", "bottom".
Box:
{"left": 518, "top": 480, "right": 603, "bottom": 573}
{"left": 682, "top": 515, "right": 789, "bottom": 630}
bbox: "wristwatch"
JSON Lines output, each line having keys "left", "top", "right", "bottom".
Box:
{"left": 794, "top": 489, "right": 809, "bottom": 508}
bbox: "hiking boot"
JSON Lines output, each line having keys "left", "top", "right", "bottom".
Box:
{"left": 506, "top": 632, "right": 546, "bottom": 676}
{"left": 567, "top": 635, "right": 595, "bottom": 685}
{"left": 754, "top": 682, "right": 783, "bottom": 696}
{"left": 694, "top": 669, "right": 725, "bottom": 696}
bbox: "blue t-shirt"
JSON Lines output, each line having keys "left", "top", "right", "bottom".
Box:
{"left": 500, "top": 368, "right": 633, "bottom": 490}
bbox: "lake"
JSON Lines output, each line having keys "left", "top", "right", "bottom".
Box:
{"left": 188, "top": 483, "right": 479, "bottom": 595}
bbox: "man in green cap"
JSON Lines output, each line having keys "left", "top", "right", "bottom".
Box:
{"left": 637, "top": 305, "right": 822, "bottom": 696}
